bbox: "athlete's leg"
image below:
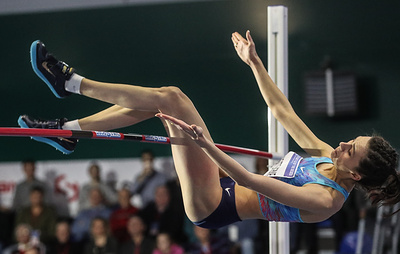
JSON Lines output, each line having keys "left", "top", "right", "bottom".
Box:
{"left": 77, "top": 105, "right": 155, "bottom": 131}
{"left": 78, "top": 78, "right": 222, "bottom": 221}
{"left": 77, "top": 103, "right": 229, "bottom": 179}
{"left": 28, "top": 40, "right": 223, "bottom": 221}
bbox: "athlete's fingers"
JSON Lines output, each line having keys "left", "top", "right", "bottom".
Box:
{"left": 233, "top": 31, "right": 248, "bottom": 44}
{"left": 155, "top": 113, "right": 199, "bottom": 140}
{"left": 246, "top": 30, "right": 254, "bottom": 45}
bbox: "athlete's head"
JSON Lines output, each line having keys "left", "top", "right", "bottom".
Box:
{"left": 331, "top": 136, "right": 370, "bottom": 178}
{"left": 332, "top": 135, "right": 400, "bottom": 208}
{"left": 355, "top": 136, "right": 400, "bottom": 207}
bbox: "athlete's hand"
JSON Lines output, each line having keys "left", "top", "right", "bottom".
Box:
{"left": 155, "top": 113, "right": 205, "bottom": 141}
{"left": 231, "top": 30, "right": 259, "bottom": 66}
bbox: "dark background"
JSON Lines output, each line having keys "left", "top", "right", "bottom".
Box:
{"left": 1, "top": 0, "right": 399, "bottom": 161}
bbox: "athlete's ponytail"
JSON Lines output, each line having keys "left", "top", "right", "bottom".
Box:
{"left": 356, "top": 136, "right": 400, "bottom": 212}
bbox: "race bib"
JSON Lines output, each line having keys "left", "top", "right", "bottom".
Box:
{"left": 264, "top": 151, "right": 302, "bottom": 178}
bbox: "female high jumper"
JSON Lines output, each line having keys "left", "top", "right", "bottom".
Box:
{"left": 19, "top": 31, "right": 400, "bottom": 228}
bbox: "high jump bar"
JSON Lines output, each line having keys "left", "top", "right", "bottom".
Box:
{"left": 0, "top": 127, "right": 282, "bottom": 159}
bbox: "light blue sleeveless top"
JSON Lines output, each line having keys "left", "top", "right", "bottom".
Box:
{"left": 257, "top": 153, "right": 349, "bottom": 222}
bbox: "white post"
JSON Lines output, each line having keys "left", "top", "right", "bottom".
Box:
{"left": 267, "top": 5, "right": 289, "bottom": 254}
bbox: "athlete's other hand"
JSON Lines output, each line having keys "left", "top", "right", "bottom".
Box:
{"left": 155, "top": 113, "right": 204, "bottom": 141}
{"left": 231, "top": 30, "right": 259, "bottom": 66}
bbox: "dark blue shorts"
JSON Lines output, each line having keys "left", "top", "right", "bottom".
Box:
{"left": 193, "top": 177, "right": 242, "bottom": 229}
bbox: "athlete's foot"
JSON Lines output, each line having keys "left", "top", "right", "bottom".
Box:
{"left": 18, "top": 115, "right": 78, "bottom": 154}
{"left": 30, "top": 40, "right": 74, "bottom": 98}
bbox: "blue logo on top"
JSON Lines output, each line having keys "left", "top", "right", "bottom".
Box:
{"left": 144, "top": 135, "right": 168, "bottom": 143}
{"left": 95, "top": 131, "right": 122, "bottom": 139}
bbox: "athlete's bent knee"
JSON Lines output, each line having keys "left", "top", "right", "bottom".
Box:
{"left": 158, "top": 86, "right": 191, "bottom": 111}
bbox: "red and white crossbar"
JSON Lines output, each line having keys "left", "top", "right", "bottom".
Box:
{"left": 0, "top": 127, "right": 282, "bottom": 159}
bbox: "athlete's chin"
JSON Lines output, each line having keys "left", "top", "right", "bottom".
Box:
{"left": 331, "top": 157, "right": 338, "bottom": 166}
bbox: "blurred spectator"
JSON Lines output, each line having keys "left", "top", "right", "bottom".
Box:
{"left": 119, "top": 215, "right": 155, "bottom": 254}
{"left": 3, "top": 223, "right": 46, "bottom": 254}
{"left": 15, "top": 186, "right": 57, "bottom": 245}
{"left": 165, "top": 177, "right": 184, "bottom": 213}
{"left": 131, "top": 150, "right": 168, "bottom": 208}
{"left": 140, "top": 185, "right": 186, "bottom": 243}
{"left": 185, "top": 225, "right": 232, "bottom": 254}
{"left": 78, "top": 162, "right": 117, "bottom": 211}
{"left": 83, "top": 217, "right": 118, "bottom": 254}
{"left": 152, "top": 232, "right": 184, "bottom": 254}
{"left": 109, "top": 188, "right": 139, "bottom": 243}
{"left": 47, "top": 219, "right": 82, "bottom": 254}
{"left": 71, "top": 187, "right": 112, "bottom": 243}
{"left": 13, "top": 159, "right": 51, "bottom": 211}
{"left": 44, "top": 170, "right": 71, "bottom": 217}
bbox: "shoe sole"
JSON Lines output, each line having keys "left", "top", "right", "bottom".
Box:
{"left": 18, "top": 116, "right": 73, "bottom": 154}
{"left": 30, "top": 40, "right": 63, "bottom": 99}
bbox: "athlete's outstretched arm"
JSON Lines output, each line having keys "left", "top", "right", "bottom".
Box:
{"left": 232, "top": 31, "right": 333, "bottom": 157}
{"left": 156, "top": 113, "right": 336, "bottom": 214}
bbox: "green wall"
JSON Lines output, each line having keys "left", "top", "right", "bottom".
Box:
{"left": 1, "top": 0, "right": 399, "bottom": 161}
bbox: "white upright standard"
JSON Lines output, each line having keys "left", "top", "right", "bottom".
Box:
{"left": 267, "top": 5, "right": 290, "bottom": 254}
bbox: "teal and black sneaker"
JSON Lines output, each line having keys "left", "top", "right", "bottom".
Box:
{"left": 18, "top": 115, "right": 77, "bottom": 154}
{"left": 30, "top": 40, "right": 74, "bottom": 98}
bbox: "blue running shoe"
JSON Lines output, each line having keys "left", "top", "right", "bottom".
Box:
{"left": 18, "top": 115, "right": 77, "bottom": 154}
{"left": 30, "top": 40, "right": 74, "bottom": 98}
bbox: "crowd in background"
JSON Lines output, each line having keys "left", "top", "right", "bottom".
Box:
{"left": 0, "top": 150, "right": 368, "bottom": 254}
{"left": 0, "top": 151, "right": 271, "bottom": 254}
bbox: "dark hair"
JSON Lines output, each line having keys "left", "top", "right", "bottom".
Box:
{"left": 355, "top": 136, "right": 400, "bottom": 210}
{"left": 88, "top": 162, "right": 100, "bottom": 172}
{"left": 30, "top": 185, "right": 45, "bottom": 195}
{"left": 129, "top": 213, "right": 146, "bottom": 222}
{"left": 56, "top": 216, "right": 73, "bottom": 225}
{"left": 22, "top": 158, "right": 36, "bottom": 164}
{"left": 90, "top": 216, "right": 109, "bottom": 231}
{"left": 140, "top": 149, "right": 154, "bottom": 159}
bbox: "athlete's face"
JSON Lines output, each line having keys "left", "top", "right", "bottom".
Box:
{"left": 331, "top": 136, "right": 370, "bottom": 175}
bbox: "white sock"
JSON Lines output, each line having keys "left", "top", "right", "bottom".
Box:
{"left": 65, "top": 73, "right": 84, "bottom": 94}
{"left": 62, "top": 120, "right": 82, "bottom": 130}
